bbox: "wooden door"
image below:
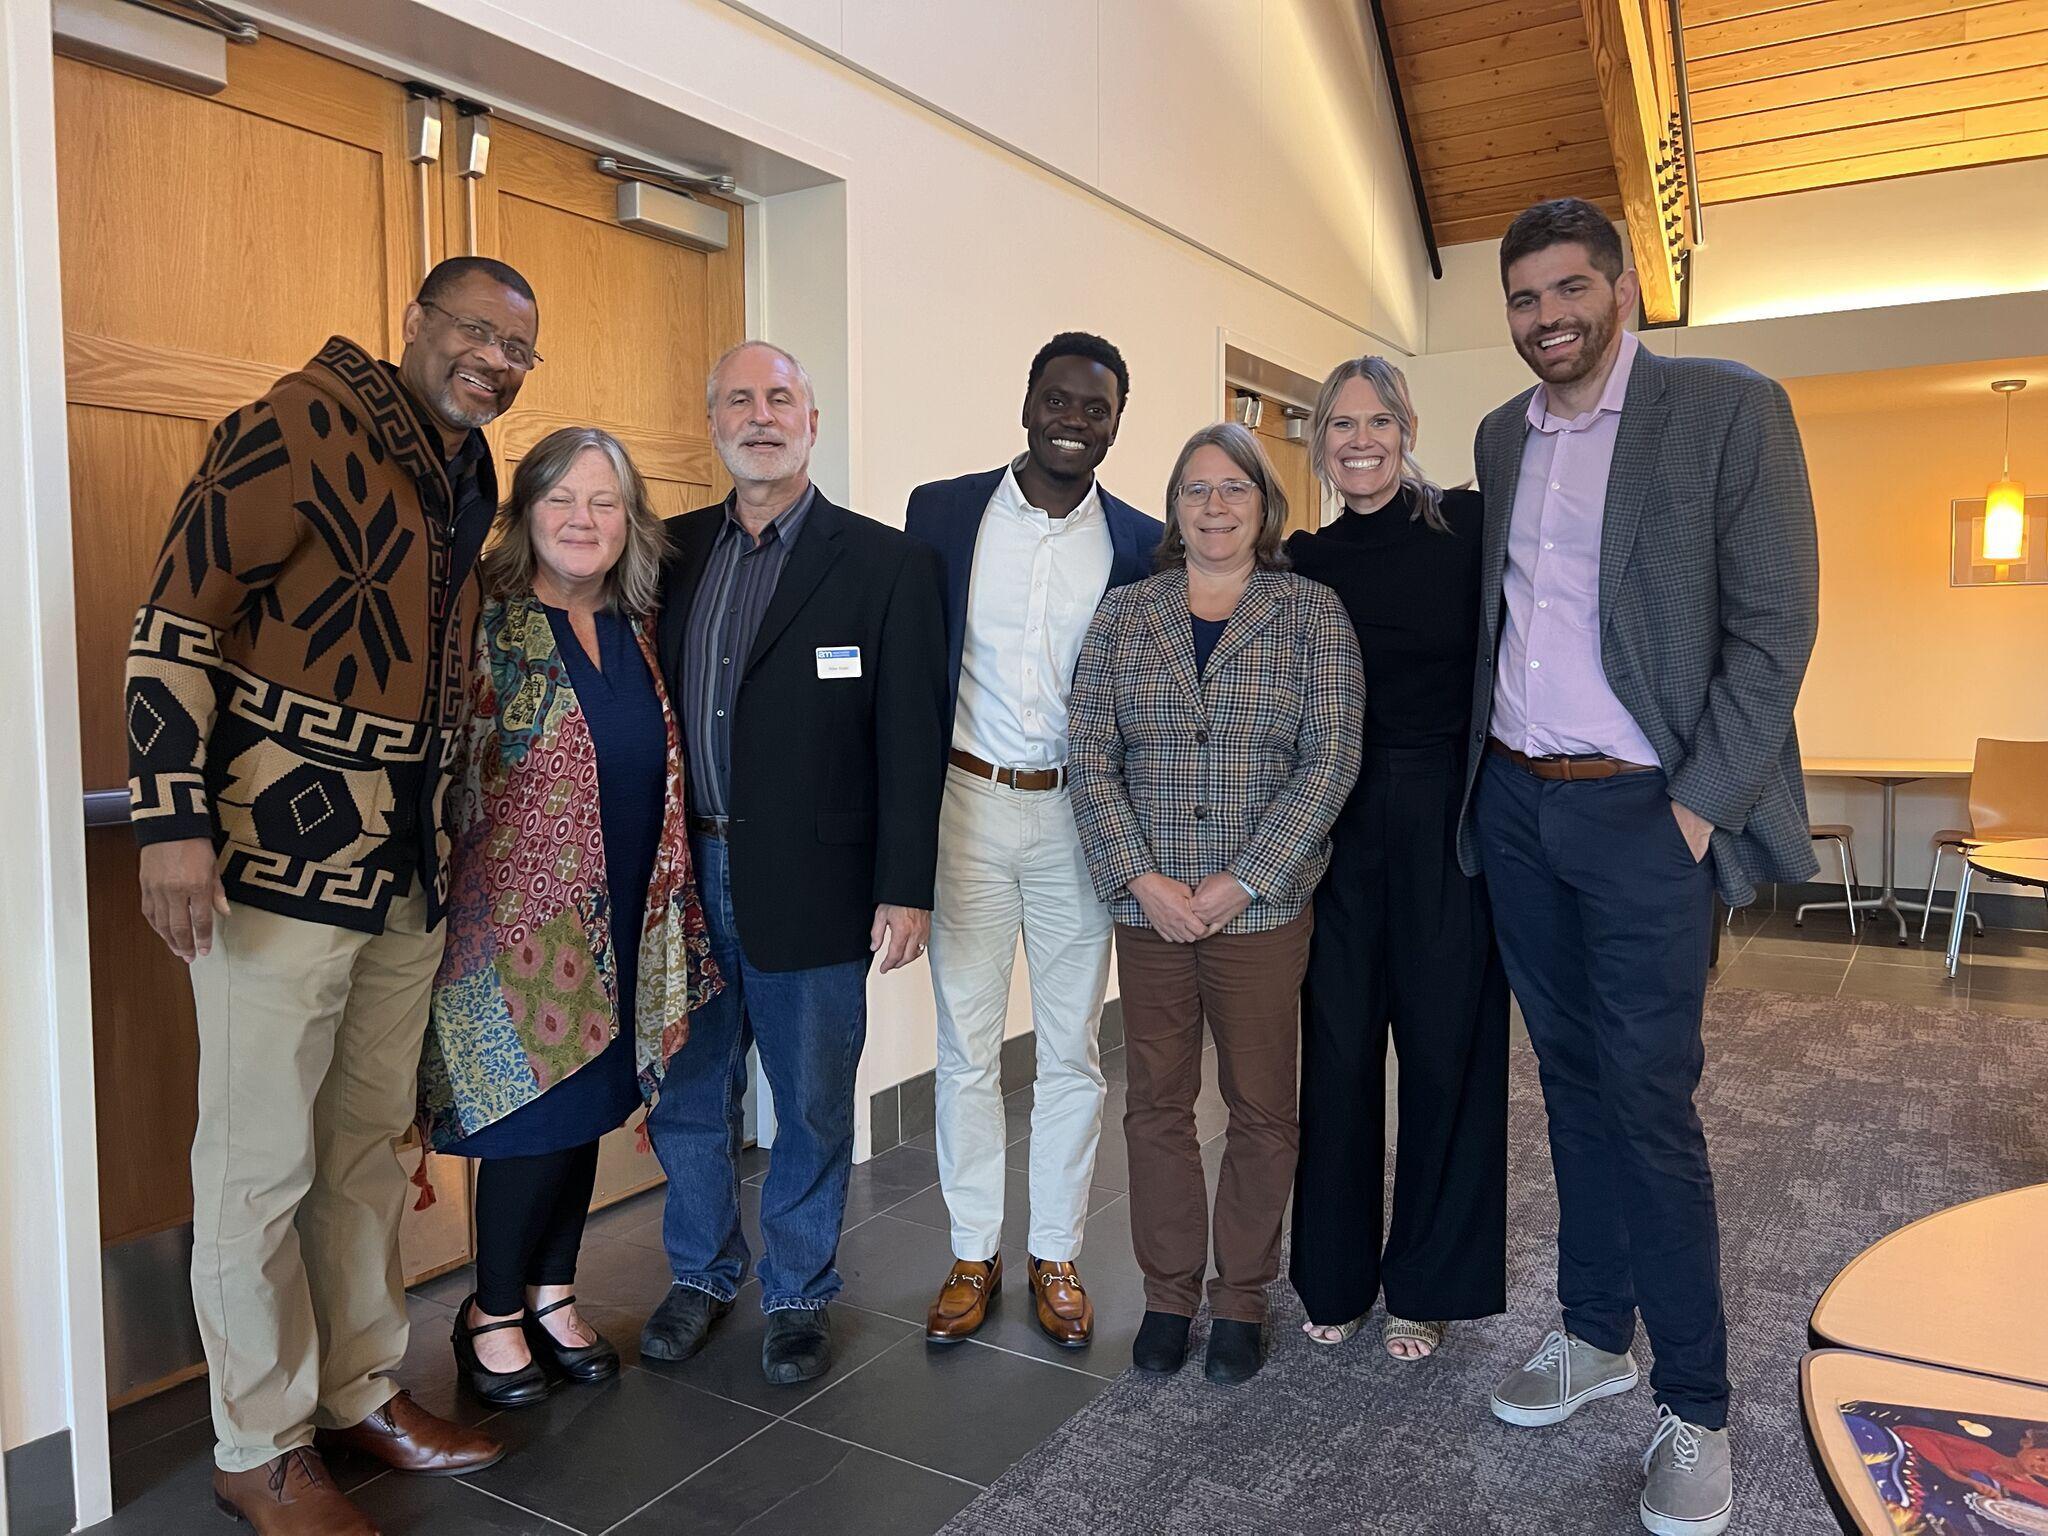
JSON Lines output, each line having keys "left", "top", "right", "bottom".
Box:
{"left": 452, "top": 116, "right": 747, "bottom": 1206}
{"left": 1230, "top": 390, "right": 1325, "bottom": 535}
{"left": 57, "top": 37, "right": 428, "bottom": 1253}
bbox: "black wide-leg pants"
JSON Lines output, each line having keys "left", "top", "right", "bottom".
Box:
{"left": 1289, "top": 739, "right": 1510, "bottom": 1327}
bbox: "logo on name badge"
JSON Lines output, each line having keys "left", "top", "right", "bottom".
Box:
{"left": 816, "top": 646, "right": 862, "bottom": 679}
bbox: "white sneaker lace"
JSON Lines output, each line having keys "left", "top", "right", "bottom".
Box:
{"left": 1644, "top": 1406, "right": 1702, "bottom": 1477}
{"left": 1523, "top": 1329, "right": 1569, "bottom": 1377}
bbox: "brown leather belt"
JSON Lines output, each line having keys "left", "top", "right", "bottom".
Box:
{"left": 688, "top": 814, "right": 729, "bottom": 838}
{"left": 1487, "top": 737, "right": 1655, "bottom": 782}
{"left": 948, "top": 747, "right": 1065, "bottom": 792}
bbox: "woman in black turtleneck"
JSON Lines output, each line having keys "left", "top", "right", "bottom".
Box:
{"left": 1284, "top": 357, "right": 1509, "bottom": 1362}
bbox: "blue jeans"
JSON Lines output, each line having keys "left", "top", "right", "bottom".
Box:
{"left": 1473, "top": 753, "right": 1726, "bottom": 1428}
{"left": 645, "top": 834, "right": 869, "bottom": 1312}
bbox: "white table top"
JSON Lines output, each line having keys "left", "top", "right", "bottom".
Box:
{"left": 1803, "top": 758, "right": 1974, "bottom": 780}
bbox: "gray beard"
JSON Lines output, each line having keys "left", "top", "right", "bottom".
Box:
{"left": 716, "top": 436, "right": 809, "bottom": 486}
{"left": 432, "top": 382, "right": 502, "bottom": 430}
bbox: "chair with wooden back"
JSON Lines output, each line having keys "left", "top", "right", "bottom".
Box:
{"left": 1920, "top": 738, "right": 2048, "bottom": 939}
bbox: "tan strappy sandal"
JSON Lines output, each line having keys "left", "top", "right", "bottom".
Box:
{"left": 1382, "top": 1316, "right": 1446, "bottom": 1360}
{"left": 1302, "top": 1314, "right": 1368, "bottom": 1346}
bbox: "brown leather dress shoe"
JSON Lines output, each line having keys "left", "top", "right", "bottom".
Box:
{"left": 317, "top": 1390, "right": 503, "bottom": 1477}
{"left": 925, "top": 1256, "right": 1002, "bottom": 1342}
{"left": 1029, "top": 1257, "right": 1093, "bottom": 1348}
{"left": 211, "top": 1449, "right": 378, "bottom": 1535}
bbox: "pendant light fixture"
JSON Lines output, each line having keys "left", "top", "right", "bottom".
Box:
{"left": 1983, "top": 379, "right": 2027, "bottom": 564}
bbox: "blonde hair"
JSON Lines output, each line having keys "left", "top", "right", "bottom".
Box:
{"left": 1308, "top": 355, "right": 1449, "bottom": 534}
{"left": 1155, "top": 421, "right": 1291, "bottom": 572}
{"left": 480, "top": 427, "right": 664, "bottom": 617}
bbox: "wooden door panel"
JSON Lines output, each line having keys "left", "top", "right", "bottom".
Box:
{"left": 68, "top": 408, "right": 213, "bottom": 793}
{"left": 56, "top": 60, "right": 393, "bottom": 365}
{"left": 86, "top": 835, "right": 201, "bottom": 1244}
{"left": 56, "top": 40, "right": 424, "bottom": 1273}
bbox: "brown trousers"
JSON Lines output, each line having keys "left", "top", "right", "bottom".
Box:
{"left": 1115, "top": 909, "right": 1312, "bottom": 1323}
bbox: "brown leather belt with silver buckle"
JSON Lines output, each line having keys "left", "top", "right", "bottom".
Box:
{"left": 1487, "top": 737, "right": 1656, "bottom": 782}
{"left": 948, "top": 747, "right": 1065, "bottom": 792}
{"left": 688, "top": 814, "right": 729, "bottom": 838}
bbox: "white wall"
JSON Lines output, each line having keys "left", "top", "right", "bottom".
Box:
{"left": 735, "top": 0, "right": 1424, "bottom": 352}
{"left": 0, "top": 0, "right": 111, "bottom": 1518}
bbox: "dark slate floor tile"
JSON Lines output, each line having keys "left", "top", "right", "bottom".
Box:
{"left": 738, "top": 1144, "right": 771, "bottom": 1187}
{"left": 351, "top": 1475, "right": 581, "bottom": 1534}
{"left": 584, "top": 1187, "right": 665, "bottom": 1249}
{"left": 830, "top": 1215, "right": 960, "bottom": 1326}
{"left": 460, "top": 1368, "right": 768, "bottom": 1533}
{"left": 630, "top": 1300, "right": 917, "bottom": 1417}
{"left": 610, "top": 1420, "right": 976, "bottom": 1534}
{"left": 788, "top": 1333, "right": 1106, "bottom": 1487}
{"left": 103, "top": 1418, "right": 223, "bottom": 1533}
{"left": 1715, "top": 953, "right": 1847, "bottom": 996}
{"left": 414, "top": 1260, "right": 480, "bottom": 1309}
{"left": 842, "top": 1142, "right": 942, "bottom": 1228}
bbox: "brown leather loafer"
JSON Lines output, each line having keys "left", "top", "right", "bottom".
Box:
{"left": 212, "top": 1449, "right": 378, "bottom": 1535}
{"left": 925, "top": 1256, "right": 1002, "bottom": 1342}
{"left": 1029, "top": 1257, "right": 1094, "bottom": 1348}
{"left": 317, "top": 1390, "right": 503, "bottom": 1477}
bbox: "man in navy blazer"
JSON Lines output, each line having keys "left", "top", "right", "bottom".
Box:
{"left": 904, "top": 333, "right": 1161, "bottom": 1349}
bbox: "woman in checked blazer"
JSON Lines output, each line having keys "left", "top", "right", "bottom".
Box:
{"left": 1068, "top": 421, "right": 1363, "bottom": 1386}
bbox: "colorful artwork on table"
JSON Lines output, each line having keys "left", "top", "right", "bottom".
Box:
{"left": 1839, "top": 1400, "right": 2048, "bottom": 1534}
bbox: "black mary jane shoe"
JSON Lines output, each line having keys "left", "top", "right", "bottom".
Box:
{"left": 1132, "top": 1310, "right": 1194, "bottom": 1374}
{"left": 524, "top": 1295, "right": 620, "bottom": 1383}
{"left": 452, "top": 1295, "right": 555, "bottom": 1408}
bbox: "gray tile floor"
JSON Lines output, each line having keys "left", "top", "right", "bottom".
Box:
{"left": 98, "top": 912, "right": 2045, "bottom": 1534}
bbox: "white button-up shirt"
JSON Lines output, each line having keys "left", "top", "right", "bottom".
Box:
{"left": 952, "top": 459, "right": 1114, "bottom": 768}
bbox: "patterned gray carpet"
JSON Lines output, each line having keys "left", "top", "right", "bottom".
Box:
{"left": 940, "top": 987, "right": 2048, "bottom": 1535}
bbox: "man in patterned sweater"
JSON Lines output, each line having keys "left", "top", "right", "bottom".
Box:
{"left": 125, "top": 257, "right": 538, "bottom": 1536}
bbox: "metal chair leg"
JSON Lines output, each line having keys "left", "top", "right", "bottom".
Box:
{"left": 1835, "top": 836, "right": 1857, "bottom": 937}
{"left": 1920, "top": 845, "right": 1946, "bottom": 943}
{"left": 1945, "top": 864, "right": 1975, "bottom": 977}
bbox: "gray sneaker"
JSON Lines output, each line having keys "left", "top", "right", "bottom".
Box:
{"left": 1640, "top": 1406, "right": 1733, "bottom": 1536}
{"left": 1490, "top": 1327, "right": 1640, "bottom": 1427}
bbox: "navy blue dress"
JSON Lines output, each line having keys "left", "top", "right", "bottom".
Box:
{"left": 442, "top": 605, "right": 667, "bottom": 1159}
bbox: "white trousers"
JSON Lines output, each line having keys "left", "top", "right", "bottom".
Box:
{"left": 929, "top": 763, "right": 1112, "bottom": 1262}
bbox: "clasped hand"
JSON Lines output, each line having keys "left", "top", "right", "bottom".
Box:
{"left": 1129, "top": 871, "right": 1252, "bottom": 943}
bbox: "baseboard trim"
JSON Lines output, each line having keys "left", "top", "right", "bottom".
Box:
{"left": 868, "top": 998, "right": 1125, "bottom": 1157}
{"left": 5, "top": 1429, "right": 75, "bottom": 1536}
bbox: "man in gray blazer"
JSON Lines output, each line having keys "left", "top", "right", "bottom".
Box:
{"left": 1455, "top": 198, "right": 1818, "bottom": 1536}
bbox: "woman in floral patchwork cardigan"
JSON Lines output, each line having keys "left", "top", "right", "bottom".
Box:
{"left": 419, "top": 427, "right": 720, "bottom": 1407}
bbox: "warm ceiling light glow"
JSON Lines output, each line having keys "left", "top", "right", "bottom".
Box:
{"left": 1984, "top": 477, "right": 2025, "bottom": 562}
{"left": 1982, "top": 379, "right": 2028, "bottom": 564}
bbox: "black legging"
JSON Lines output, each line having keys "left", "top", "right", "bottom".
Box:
{"left": 473, "top": 1142, "right": 602, "bottom": 1316}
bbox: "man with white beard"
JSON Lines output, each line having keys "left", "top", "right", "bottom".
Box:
{"left": 642, "top": 341, "right": 949, "bottom": 1386}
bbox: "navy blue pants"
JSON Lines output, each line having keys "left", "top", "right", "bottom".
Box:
{"left": 1473, "top": 752, "right": 1727, "bottom": 1428}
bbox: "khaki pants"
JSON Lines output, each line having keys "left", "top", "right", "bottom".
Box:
{"left": 1115, "top": 909, "right": 1311, "bottom": 1324}
{"left": 187, "top": 883, "right": 443, "bottom": 1473}
{"left": 930, "top": 765, "right": 1112, "bottom": 1262}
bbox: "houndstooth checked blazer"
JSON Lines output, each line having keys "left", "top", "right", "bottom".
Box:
{"left": 1454, "top": 345, "right": 1821, "bottom": 906}
{"left": 1069, "top": 566, "right": 1363, "bottom": 933}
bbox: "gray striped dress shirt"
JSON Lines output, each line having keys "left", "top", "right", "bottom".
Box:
{"left": 682, "top": 486, "right": 816, "bottom": 818}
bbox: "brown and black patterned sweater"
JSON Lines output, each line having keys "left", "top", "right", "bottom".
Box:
{"left": 124, "top": 336, "right": 497, "bottom": 933}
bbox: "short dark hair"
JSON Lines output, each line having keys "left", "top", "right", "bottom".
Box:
{"left": 1499, "top": 199, "right": 1625, "bottom": 290}
{"left": 1025, "top": 331, "right": 1130, "bottom": 412}
{"left": 416, "top": 256, "right": 537, "bottom": 312}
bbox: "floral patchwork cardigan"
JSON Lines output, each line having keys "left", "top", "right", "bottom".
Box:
{"left": 419, "top": 594, "right": 721, "bottom": 1150}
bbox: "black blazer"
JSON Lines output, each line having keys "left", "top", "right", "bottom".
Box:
{"left": 657, "top": 491, "right": 950, "bottom": 972}
{"left": 903, "top": 467, "right": 1164, "bottom": 725}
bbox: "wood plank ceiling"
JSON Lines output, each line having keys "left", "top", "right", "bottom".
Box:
{"left": 1381, "top": 0, "right": 2048, "bottom": 247}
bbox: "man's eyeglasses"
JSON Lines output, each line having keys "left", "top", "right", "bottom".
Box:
{"left": 419, "top": 300, "right": 542, "bottom": 370}
{"left": 1176, "top": 478, "right": 1259, "bottom": 507}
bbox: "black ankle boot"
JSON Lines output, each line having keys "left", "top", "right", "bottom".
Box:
{"left": 1204, "top": 1317, "right": 1265, "bottom": 1385}
{"left": 1132, "top": 1311, "right": 1193, "bottom": 1374}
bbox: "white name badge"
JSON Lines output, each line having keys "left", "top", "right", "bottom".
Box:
{"left": 816, "top": 645, "right": 862, "bottom": 679}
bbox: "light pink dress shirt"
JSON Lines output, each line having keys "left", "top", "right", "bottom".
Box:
{"left": 1491, "top": 330, "right": 1661, "bottom": 765}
